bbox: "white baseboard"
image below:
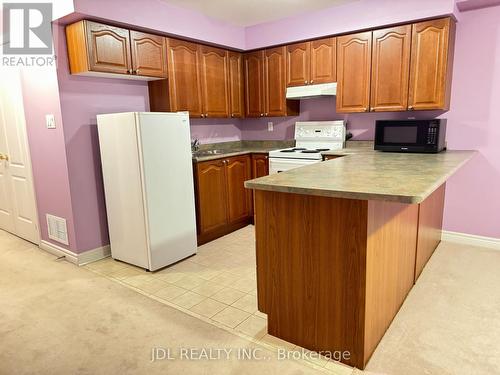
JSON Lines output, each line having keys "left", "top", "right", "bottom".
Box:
{"left": 442, "top": 231, "right": 500, "bottom": 250}
{"left": 39, "top": 240, "right": 110, "bottom": 265}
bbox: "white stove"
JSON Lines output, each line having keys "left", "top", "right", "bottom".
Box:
{"left": 269, "top": 121, "right": 346, "bottom": 174}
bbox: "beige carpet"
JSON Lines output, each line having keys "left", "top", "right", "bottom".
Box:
{"left": 1, "top": 228, "right": 499, "bottom": 375}
{"left": 0, "top": 230, "right": 331, "bottom": 375}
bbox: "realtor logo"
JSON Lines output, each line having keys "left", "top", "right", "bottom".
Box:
{"left": 3, "top": 3, "right": 52, "bottom": 54}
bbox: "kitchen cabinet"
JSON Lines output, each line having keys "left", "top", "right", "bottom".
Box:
{"left": 228, "top": 51, "right": 245, "bottom": 118}
{"left": 130, "top": 31, "right": 167, "bottom": 78}
{"left": 164, "top": 38, "right": 203, "bottom": 117}
{"left": 286, "top": 38, "right": 336, "bottom": 87}
{"left": 251, "top": 154, "right": 269, "bottom": 178}
{"left": 336, "top": 31, "right": 373, "bottom": 113}
{"left": 408, "top": 18, "right": 455, "bottom": 110}
{"left": 199, "top": 45, "right": 230, "bottom": 118}
{"left": 245, "top": 48, "right": 299, "bottom": 117}
{"left": 226, "top": 156, "right": 252, "bottom": 223}
{"left": 370, "top": 25, "right": 411, "bottom": 112}
{"left": 194, "top": 155, "right": 252, "bottom": 244}
{"left": 244, "top": 51, "right": 266, "bottom": 117}
{"left": 66, "top": 20, "right": 166, "bottom": 79}
{"left": 195, "top": 159, "right": 228, "bottom": 235}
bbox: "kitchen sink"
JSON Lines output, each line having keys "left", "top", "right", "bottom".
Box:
{"left": 192, "top": 149, "right": 226, "bottom": 157}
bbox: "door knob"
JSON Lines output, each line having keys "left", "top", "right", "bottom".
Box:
{"left": 0, "top": 154, "right": 9, "bottom": 161}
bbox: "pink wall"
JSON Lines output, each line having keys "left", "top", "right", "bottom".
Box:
{"left": 245, "top": 0, "right": 457, "bottom": 49}
{"left": 20, "top": 67, "right": 78, "bottom": 251}
{"left": 439, "top": 5, "right": 500, "bottom": 238}
{"left": 71, "top": 0, "right": 245, "bottom": 50}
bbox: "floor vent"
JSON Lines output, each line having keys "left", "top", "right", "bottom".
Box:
{"left": 46, "top": 214, "right": 69, "bottom": 245}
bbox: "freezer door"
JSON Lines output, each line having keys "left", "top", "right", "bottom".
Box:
{"left": 137, "top": 112, "right": 197, "bottom": 270}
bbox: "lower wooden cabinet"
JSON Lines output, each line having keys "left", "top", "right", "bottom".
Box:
{"left": 251, "top": 153, "right": 269, "bottom": 178}
{"left": 194, "top": 154, "right": 253, "bottom": 245}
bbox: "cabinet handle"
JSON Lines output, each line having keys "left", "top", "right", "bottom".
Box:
{"left": 0, "top": 153, "right": 9, "bottom": 161}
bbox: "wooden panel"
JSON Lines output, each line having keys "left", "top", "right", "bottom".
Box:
{"left": 130, "top": 31, "right": 167, "bottom": 78}
{"left": 336, "top": 32, "right": 372, "bottom": 113}
{"left": 65, "top": 21, "right": 90, "bottom": 74}
{"left": 226, "top": 155, "right": 252, "bottom": 223}
{"left": 86, "top": 21, "right": 132, "bottom": 74}
{"left": 195, "top": 159, "right": 228, "bottom": 234}
{"left": 166, "top": 38, "right": 203, "bottom": 118}
{"left": 310, "top": 37, "right": 337, "bottom": 84}
{"left": 408, "top": 18, "right": 454, "bottom": 110}
{"left": 286, "top": 42, "right": 310, "bottom": 87}
{"left": 251, "top": 153, "right": 269, "bottom": 178}
{"left": 244, "top": 51, "right": 265, "bottom": 117}
{"left": 254, "top": 190, "right": 369, "bottom": 367}
{"left": 228, "top": 51, "right": 245, "bottom": 118}
{"left": 364, "top": 200, "right": 419, "bottom": 365}
{"left": 199, "top": 46, "right": 230, "bottom": 118}
{"left": 370, "top": 25, "right": 411, "bottom": 111}
{"left": 415, "top": 184, "right": 445, "bottom": 280}
{"left": 264, "top": 47, "right": 287, "bottom": 116}
{"left": 148, "top": 79, "right": 171, "bottom": 112}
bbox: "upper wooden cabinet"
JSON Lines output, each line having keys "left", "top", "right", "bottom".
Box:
{"left": 66, "top": 20, "right": 166, "bottom": 79}
{"left": 228, "top": 52, "right": 245, "bottom": 118}
{"left": 199, "top": 46, "right": 230, "bottom": 118}
{"left": 165, "top": 39, "right": 203, "bottom": 117}
{"left": 287, "top": 38, "right": 336, "bottom": 87}
{"left": 244, "top": 51, "right": 266, "bottom": 117}
{"left": 245, "top": 48, "right": 299, "bottom": 117}
{"left": 336, "top": 31, "right": 373, "bottom": 113}
{"left": 310, "top": 38, "right": 337, "bottom": 85}
{"left": 370, "top": 25, "right": 412, "bottom": 112}
{"left": 286, "top": 42, "right": 309, "bottom": 87}
{"left": 130, "top": 31, "right": 167, "bottom": 78}
{"left": 408, "top": 18, "right": 455, "bottom": 111}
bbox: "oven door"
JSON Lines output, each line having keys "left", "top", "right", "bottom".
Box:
{"left": 269, "top": 158, "right": 320, "bottom": 174}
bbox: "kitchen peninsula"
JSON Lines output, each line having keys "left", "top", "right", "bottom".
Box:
{"left": 245, "top": 149, "right": 475, "bottom": 369}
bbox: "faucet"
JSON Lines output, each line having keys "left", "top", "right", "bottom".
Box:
{"left": 191, "top": 138, "right": 200, "bottom": 152}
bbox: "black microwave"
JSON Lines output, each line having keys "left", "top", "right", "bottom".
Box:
{"left": 374, "top": 119, "right": 447, "bottom": 153}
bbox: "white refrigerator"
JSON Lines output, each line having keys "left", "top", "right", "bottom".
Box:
{"left": 97, "top": 112, "right": 197, "bottom": 271}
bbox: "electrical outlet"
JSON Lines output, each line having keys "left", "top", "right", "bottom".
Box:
{"left": 268, "top": 122, "right": 273, "bottom": 132}
{"left": 46, "top": 114, "right": 56, "bottom": 129}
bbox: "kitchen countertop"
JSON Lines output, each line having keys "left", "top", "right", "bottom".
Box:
{"left": 245, "top": 149, "right": 476, "bottom": 204}
{"left": 192, "top": 147, "right": 274, "bottom": 162}
{"left": 191, "top": 140, "right": 294, "bottom": 162}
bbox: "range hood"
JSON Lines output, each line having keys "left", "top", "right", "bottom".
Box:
{"left": 286, "top": 82, "right": 337, "bottom": 100}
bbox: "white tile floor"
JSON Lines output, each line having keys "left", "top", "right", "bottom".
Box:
{"left": 85, "top": 225, "right": 354, "bottom": 375}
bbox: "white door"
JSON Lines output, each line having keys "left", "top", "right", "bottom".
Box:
{"left": 0, "top": 69, "right": 40, "bottom": 244}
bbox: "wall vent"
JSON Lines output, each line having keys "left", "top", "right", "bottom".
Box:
{"left": 46, "top": 214, "right": 69, "bottom": 245}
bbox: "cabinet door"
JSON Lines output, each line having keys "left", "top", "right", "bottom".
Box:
{"left": 264, "top": 46, "right": 287, "bottom": 116}
{"left": 167, "top": 38, "right": 203, "bottom": 118}
{"left": 370, "top": 26, "right": 411, "bottom": 112}
{"left": 130, "top": 31, "right": 167, "bottom": 78}
{"left": 251, "top": 154, "right": 269, "bottom": 178}
{"left": 86, "top": 21, "right": 131, "bottom": 74}
{"left": 336, "top": 32, "right": 372, "bottom": 113}
{"left": 226, "top": 156, "right": 252, "bottom": 223}
{"left": 310, "top": 37, "right": 337, "bottom": 84}
{"left": 286, "top": 42, "right": 310, "bottom": 87}
{"left": 228, "top": 52, "right": 245, "bottom": 118}
{"left": 244, "top": 51, "right": 265, "bottom": 117}
{"left": 199, "top": 46, "right": 230, "bottom": 118}
{"left": 196, "top": 160, "right": 228, "bottom": 234}
{"left": 408, "top": 18, "right": 454, "bottom": 110}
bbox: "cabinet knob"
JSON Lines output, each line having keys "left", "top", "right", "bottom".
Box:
{"left": 408, "top": 105, "right": 414, "bottom": 110}
{"left": 201, "top": 114, "right": 205, "bottom": 118}
{"left": 310, "top": 80, "right": 314, "bottom": 84}
{"left": 127, "top": 69, "right": 132, "bottom": 74}
{"left": 260, "top": 113, "right": 264, "bottom": 117}
{"left": 305, "top": 81, "right": 308, "bottom": 84}
{"left": 265, "top": 113, "right": 268, "bottom": 116}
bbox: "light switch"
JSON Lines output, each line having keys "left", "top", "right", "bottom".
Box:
{"left": 46, "top": 114, "right": 56, "bottom": 129}
{"left": 268, "top": 122, "right": 273, "bottom": 132}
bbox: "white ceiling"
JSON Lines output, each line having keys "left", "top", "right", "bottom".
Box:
{"left": 162, "top": 0, "right": 353, "bottom": 27}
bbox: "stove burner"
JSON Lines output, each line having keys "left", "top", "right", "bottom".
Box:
{"left": 280, "top": 147, "right": 307, "bottom": 153}
{"left": 301, "top": 150, "right": 320, "bottom": 154}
